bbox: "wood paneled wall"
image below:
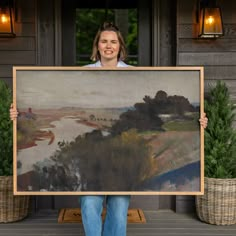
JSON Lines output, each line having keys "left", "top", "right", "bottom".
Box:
{"left": 177, "top": 0, "right": 236, "bottom": 102}
{"left": 0, "top": 0, "right": 36, "bottom": 87}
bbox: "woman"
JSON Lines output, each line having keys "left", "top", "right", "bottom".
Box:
{"left": 10, "top": 22, "right": 208, "bottom": 236}
{"left": 87, "top": 22, "right": 128, "bottom": 67}
{"left": 79, "top": 22, "right": 131, "bottom": 236}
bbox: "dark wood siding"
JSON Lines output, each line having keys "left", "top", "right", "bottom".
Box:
{"left": 37, "top": 0, "right": 55, "bottom": 65}
{"left": 154, "top": 0, "right": 176, "bottom": 66}
{"left": 0, "top": 0, "right": 36, "bottom": 87}
{"left": 177, "top": 0, "right": 236, "bottom": 101}
{"left": 138, "top": 0, "right": 152, "bottom": 66}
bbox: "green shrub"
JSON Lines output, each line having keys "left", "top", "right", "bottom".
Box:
{"left": 0, "top": 80, "right": 13, "bottom": 176}
{"left": 204, "top": 81, "right": 236, "bottom": 178}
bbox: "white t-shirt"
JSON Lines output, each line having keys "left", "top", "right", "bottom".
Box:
{"left": 85, "top": 61, "right": 130, "bottom": 67}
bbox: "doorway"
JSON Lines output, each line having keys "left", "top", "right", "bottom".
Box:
{"left": 62, "top": 0, "right": 152, "bottom": 66}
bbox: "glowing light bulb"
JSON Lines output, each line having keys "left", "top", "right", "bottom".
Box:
{"left": 1, "top": 14, "right": 9, "bottom": 23}
{"left": 206, "top": 16, "right": 214, "bottom": 25}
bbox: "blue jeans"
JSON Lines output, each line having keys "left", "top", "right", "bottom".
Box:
{"left": 80, "top": 195, "right": 130, "bottom": 236}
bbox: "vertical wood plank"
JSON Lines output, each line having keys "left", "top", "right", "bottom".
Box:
{"left": 62, "top": 0, "right": 76, "bottom": 65}
{"left": 159, "top": 0, "right": 176, "bottom": 66}
{"left": 138, "top": 0, "right": 151, "bottom": 66}
{"left": 55, "top": 0, "right": 62, "bottom": 66}
{"left": 37, "top": 0, "right": 55, "bottom": 65}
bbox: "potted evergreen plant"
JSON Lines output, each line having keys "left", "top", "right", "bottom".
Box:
{"left": 0, "top": 79, "right": 30, "bottom": 223}
{"left": 196, "top": 81, "right": 236, "bottom": 225}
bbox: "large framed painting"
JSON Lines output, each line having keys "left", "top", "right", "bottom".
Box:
{"left": 13, "top": 67, "right": 204, "bottom": 195}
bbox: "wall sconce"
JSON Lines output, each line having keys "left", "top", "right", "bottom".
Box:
{"left": 0, "top": 0, "right": 15, "bottom": 37}
{"left": 197, "top": 0, "right": 223, "bottom": 38}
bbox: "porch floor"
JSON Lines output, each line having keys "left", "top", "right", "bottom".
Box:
{"left": 0, "top": 210, "right": 236, "bottom": 236}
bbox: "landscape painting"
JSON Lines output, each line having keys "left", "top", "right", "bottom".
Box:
{"left": 13, "top": 67, "right": 204, "bottom": 195}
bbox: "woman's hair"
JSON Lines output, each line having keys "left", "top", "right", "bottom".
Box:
{"left": 90, "top": 22, "right": 127, "bottom": 62}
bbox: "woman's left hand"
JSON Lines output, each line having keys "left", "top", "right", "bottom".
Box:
{"left": 199, "top": 112, "right": 208, "bottom": 129}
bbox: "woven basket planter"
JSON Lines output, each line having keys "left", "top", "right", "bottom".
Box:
{"left": 0, "top": 176, "right": 30, "bottom": 223}
{"left": 196, "top": 177, "right": 236, "bottom": 225}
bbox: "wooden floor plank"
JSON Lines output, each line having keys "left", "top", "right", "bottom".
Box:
{"left": 0, "top": 210, "right": 235, "bottom": 236}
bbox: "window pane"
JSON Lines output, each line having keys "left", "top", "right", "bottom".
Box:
{"left": 76, "top": 9, "right": 138, "bottom": 66}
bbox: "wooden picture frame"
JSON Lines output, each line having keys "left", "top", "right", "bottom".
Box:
{"left": 13, "top": 66, "right": 204, "bottom": 195}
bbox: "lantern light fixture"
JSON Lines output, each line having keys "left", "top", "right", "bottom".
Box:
{"left": 0, "top": 0, "right": 15, "bottom": 37}
{"left": 198, "top": 0, "right": 223, "bottom": 38}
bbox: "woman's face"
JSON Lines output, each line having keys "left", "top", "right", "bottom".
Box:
{"left": 98, "top": 31, "right": 120, "bottom": 61}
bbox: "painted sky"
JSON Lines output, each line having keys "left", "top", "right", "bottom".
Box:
{"left": 16, "top": 70, "right": 201, "bottom": 109}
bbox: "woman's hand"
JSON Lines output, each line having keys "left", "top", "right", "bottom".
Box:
{"left": 10, "top": 103, "right": 18, "bottom": 121}
{"left": 199, "top": 112, "right": 208, "bottom": 129}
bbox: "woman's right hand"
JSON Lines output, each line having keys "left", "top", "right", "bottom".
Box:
{"left": 10, "top": 103, "right": 18, "bottom": 121}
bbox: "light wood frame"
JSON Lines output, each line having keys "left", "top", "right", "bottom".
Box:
{"left": 13, "top": 66, "right": 204, "bottom": 195}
